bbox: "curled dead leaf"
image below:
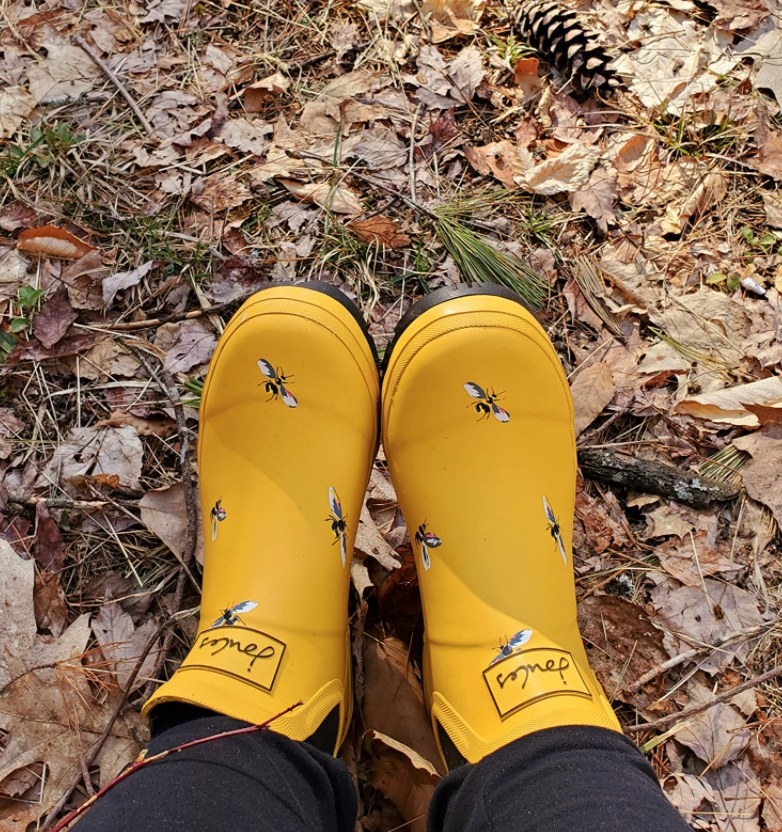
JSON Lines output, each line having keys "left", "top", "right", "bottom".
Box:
{"left": 17, "top": 225, "right": 96, "bottom": 260}
{"left": 279, "top": 178, "right": 364, "bottom": 215}
{"left": 348, "top": 216, "right": 411, "bottom": 249}
{"left": 366, "top": 731, "right": 441, "bottom": 832}
{"left": 674, "top": 376, "right": 782, "bottom": 426}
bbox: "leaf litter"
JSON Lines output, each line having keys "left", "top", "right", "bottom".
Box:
{"left": 1, "top": 0, "right": 782, "bottom": 828}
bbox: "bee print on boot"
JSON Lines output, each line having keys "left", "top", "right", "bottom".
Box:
{"left": 543, "top": 496, "right": 567, "bottom": 564}
{"left": 210, "top": 498, "right": 227, "bottom": 541}
{"left": 326, "top": 487, "right": 348, "bottom": 567}
{"left": 258, "top": 359, "right": 298, "bottom": 408}
{"left": 488, "top": 628, "right": 533, "bottom": 667}
{"left": 209, "top": 601, "right": 258, "bottom": 629}
{"left": 414, "top": 522, "right": 442, "bottom": 571}
{"left": 464, "top": 382, "right": 510, "bottom": 423}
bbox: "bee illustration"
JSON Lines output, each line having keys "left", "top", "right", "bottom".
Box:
{"left": 208, "top": 600, "right": 258, "bottom": 629}
{"left": 258, "top": 359, "right": 298, "bottom": 408}
{"left": 326, "top": 487, "right": 348, "bottom": 567}
{"left": 464, "top": 382, "right": 510, "bottom": 423}
{"left": 210, "top": 498, "right": 227, "bottom": 541}
{"left": 414, "top": 522, "right": 442, "bottom": 571}
{"left": 543, "top": 496, "right": 567, "bottom": 564}
{"left": 488, "top": 628, "right": 533, "bottom": 667}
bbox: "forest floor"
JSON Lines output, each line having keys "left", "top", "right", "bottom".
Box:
{"left": 1, "top": 0, "right": 782, "bottom": 829}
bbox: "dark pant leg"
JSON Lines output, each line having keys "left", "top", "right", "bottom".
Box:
{"left": 74, "top": 712, "right": 356, "bottom": 832}
{"left": 429, "top": 726, "right": 690, "bottom": 832}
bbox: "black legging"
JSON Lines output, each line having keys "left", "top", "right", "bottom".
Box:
{"left": 74, "top": 712, "right": 690, "bottom": 831}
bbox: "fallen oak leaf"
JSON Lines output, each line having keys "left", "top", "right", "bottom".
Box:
{"left": 17, "top": 225, "right": 96, "bottom": 260}
{"left": 32, "top": 284, "right": 76, "bottom": 349}
{"left": 279, "top": 178, "right": 364, "bottom": 215}
{"left": 348, "top": 216, "right": 411, "bottom": 248}
{"left": 95, "top": 410, "right": 178, "bottom": 438}
{"left": 366, "top": 731, "right": 441, "bottom": 832}
{"left": 740, "top": 402, "right": 782, "bottom": 427}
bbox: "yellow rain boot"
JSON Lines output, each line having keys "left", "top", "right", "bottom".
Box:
{"left": 143, "top": 283, "right": 380, "bottom": 752}
{"left": 381, "top": 285, "right": 621, "bottom": 768}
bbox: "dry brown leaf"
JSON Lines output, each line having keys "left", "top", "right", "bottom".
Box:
{"left": 17, "top": 225, "right": 96, "bottom": 260}
{"left": 355, "top": 504, "right": 400, "bottom": 570}
{"left": 570, "top": 363, "right": 615, "bottom": 436}
{"left": 703, "top": 757, "right": 762, "bottom": 832}
{"left": 102, "top": 260, "right": 155, "bottom": 308}
{"left": 298, "top": 69, "right": 386, "bottom": 135}
{"left": 733, "top": 427, "right": 782, "bottom": 527}
{"left": 139, "top": 482, "right": 205, "bottom": 566}
{"left": 366, "top": 731, "right": 441, "bottom": 832}
{"left": 447, "top": 44, "right": 484, "bottom": 101}
{"left": 519, "top": 143, "right": 600, "bottom": 195}
{"left": 741, "top": 402, "right": 782, "bottom": 426}
{"left": 464, "top": 140, "right": 532, "bottom": 188}
{"left": 33, "top": 570, "right": 69, "bottom": 637}
{"left": 362, "top": 635, "right": 443, "bottom": 772}
{"left": 570, "top": 167, "right": 618, "bottom": 233}
{"left": 0, "top": 408, "right": 24, "bottom": 460}
{"left": 0, "top": 86, "right": 37, "bottom": 140}
{"left": 33, "top": 502, "right": 64, "bottom": 572}
{"left": 32, "top": 284, "right": 76, "bottom": 348}
{"left": 0, "top": 541, "right": 141, "bottom": 827}
{"left": 676, "top": 682, "right": 751, "bottom": 767}
{"left": 661, "top": 170, "right": 729, "bottom": 235}
{"left": 61, "top": 250, "right": 107, "bottom": 310}
{"left": 95, "top": 409, "right": 178, "bottom": 438}
{"left": 279, "top": 178, "right": 364, "bottom": 215}
{"left": 753, "top": 130, "right": 782, "bottom": 180}
{"left": 643, "top": 504, "right": 697, "bottom": 540}
{"left": 190, "top": 171, "right": 253, "bottom": 212}
{"left": 0, "top": 247, "right": 30, "bottom": 301}
{"left": 658, "top": 525, "right": 743, "bottom": 586}
{"left": 614, "top": 9, "right": 737, "bottom": 113}
{"left": 650, "top": 578, "right": 769, "bottom": 673}
{"left": 91, "top": 601, "right": 162, "bottom": 691}
{"left": 711, "top": 0, "right": 769, "bottom": 29}
{"left": 421, "top": 0, "right": 485, "bottom": 42}
{"left": 76, "top": 339, "right": 141, "bottom": 381}
{"left": 38, "top": 425, "right": 144, "bottom": 490}
{"left": 513, "top": 57, "right": 542, "bottom": 96}
{"left": 26, "top": 34, "right": 101, "bottom": 105}
{"left": 348, "top": 216, "right": 411, "bottom": 248}
{"left": 674, "top": 376, "right": 782, "bottom": 426}
{"left": 243, "top": 72, "right": 290, "bottom": 112}
{"left": 218, "top": 118, "right": 273, "bottom": 155}
{"left": 157, "top": 319, "right": 216, "bottom": 374}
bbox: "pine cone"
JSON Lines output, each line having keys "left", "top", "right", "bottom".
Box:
{"left": 509, "top": 0, "right": 620, "bottom": 94}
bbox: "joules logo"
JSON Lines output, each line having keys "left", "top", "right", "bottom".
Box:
{"left": 179, "top": 626, "right": 287, "bottom": 692}
{"left": 483, "top": 646, "right": 592, "bottom": 719}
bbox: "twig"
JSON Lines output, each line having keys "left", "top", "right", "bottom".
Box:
{"left": 7, "top": 495, "right": 140, "bottom": 509}
{"left": 128, "top": 345, "right": 201, "bottom": 601}
{"left": 107, "top": 301, "right": 239, "bottom": 331}
{"left": 578, "top": 447, "right": 740, "bottom": 508}
{"left": 46, "top": 701, "right": 302, "bottom": 832}
{"left": 41, "top": 614, "right": 185, "bottom": 830}
{"left": 625, "top": 665, "right": 782, "bottom": 734}
{"left": 73, "top": 35, "right": 155, "bottom": 136}
{"left": 626, "top": 625, "right": 769, "bottom": 694}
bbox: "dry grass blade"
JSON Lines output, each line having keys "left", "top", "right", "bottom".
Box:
{"left": 648, "top": 327, "right": 734, "bottom": 372}
{"left": 573, "top": 255, "right": 622, "bottom": 336}
{"left": 432, "top": 213, "right": 548, "bottom": 309}
{"left": 696, "top": 445, "right": 749, "bottom": 487}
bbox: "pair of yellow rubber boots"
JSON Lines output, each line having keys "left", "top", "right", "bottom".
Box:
{"left": 143, "top": 283, "right": 621, "bottom": 766}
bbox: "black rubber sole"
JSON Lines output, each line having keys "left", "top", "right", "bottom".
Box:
{"left": 382, "top": 284, "right": 532, "bottom": 373}
{"left": 285, "top": 280, "right": 380, "bottom": 366}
